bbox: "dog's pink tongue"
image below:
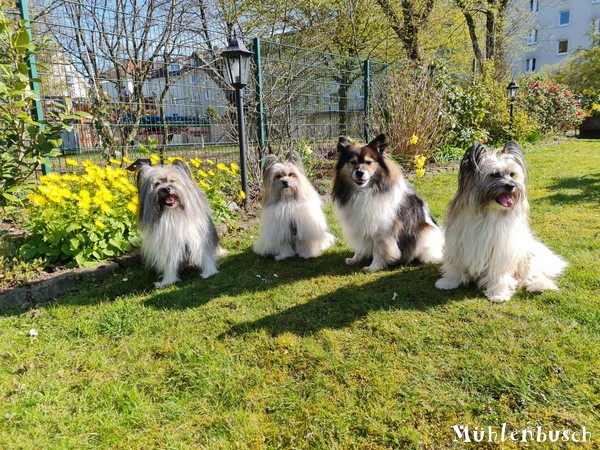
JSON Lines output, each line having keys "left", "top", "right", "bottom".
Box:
{"left": 165, "top": 195, "right": 175, "bottom": 206}
{"left": 496, "top": 194, "right": 514, "bottom": 208}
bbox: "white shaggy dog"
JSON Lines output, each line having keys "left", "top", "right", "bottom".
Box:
{"left": 435, "top": 141, "right": 567, "bottom": 302}
{"left": 253, "top": 151, "right": 335, "bottom": 260}
{"left": 136, "top": 160, "right": 225, "bottom": 288}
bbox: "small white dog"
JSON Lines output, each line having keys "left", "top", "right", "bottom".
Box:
{"left": 435, "top": 141, "right": 567, "bottom": 302}
{"left": 136, "top": 160, "right": 225, "bottom": 288}
{"left": 253, "top": 151, "right": 334, "bottom": 260}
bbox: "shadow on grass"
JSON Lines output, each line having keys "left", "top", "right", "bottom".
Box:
{"left": 540, "top": 173, "right": 600, "bottom": 204}
{"left": 143, "top": 247, "right": 362, "bottom": 310}
{"left": 219, "top": 264, "right": 478, "bottom": 337}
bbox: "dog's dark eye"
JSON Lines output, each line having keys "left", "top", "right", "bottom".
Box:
{"left": 154, "top": 181, "right": 161, "bottom": 187}
{"left": 349, "top": 160, "right": 357, "bottom": 166}
{"left": 510, "top": 172, "right": 516, "bottom": 178}
{"left": 365, "top": 161, "right": 373, "bottom": 165}
{"left": 288, "top": 172, "right": 296, "bottom": 178}
{"left": 275, "top": 175, "right": 281, "bottom": 180}
{"left": 491, "top": 172, "right": 501, "bottom": 178}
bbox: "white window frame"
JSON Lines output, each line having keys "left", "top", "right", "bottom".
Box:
{"left": 559, "top": 10, "right": 571, "bottom": 26}
{"left": 530, "top": 0, "right": 539, "bottom": 12}
{"left": 527, "top": 29, "right": 538, "bottom": 45}
{"left": 204, "top": 90, "right": 211, "bottom": 100}
{"left": 557, "top": 39, "right": 569, "bottom": 54}
{"left": 526, "top": 58, "right": 536, "bottom": 73}
{"left": 594, "top": 18, "right": 600, "bottom": 34}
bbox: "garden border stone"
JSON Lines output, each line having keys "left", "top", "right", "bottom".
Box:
{"left": 0, "top": 250, "right": 141, "bottom": 310}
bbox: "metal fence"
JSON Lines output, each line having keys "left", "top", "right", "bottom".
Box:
{"left": 18, "top": 0, "right": 397, "bottom": 178}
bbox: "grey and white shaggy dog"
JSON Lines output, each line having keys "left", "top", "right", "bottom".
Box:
{"left": 435, "top": 141, "right": 567, "bottom": 302}
{"left": 253, "top": 151, "right": 335, "bottom": 260}
{"left": 136, "top": 160, "right": 225, "bottom": 288}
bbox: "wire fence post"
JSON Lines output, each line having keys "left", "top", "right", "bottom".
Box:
{"left": 363, "top": 59, "right": 371, "bottom": 144}
{"left": 253, "top": 38, "right": 266, "bottom": 160}
{"left": 17, "top": 0, "right": 51, "bottom": 175}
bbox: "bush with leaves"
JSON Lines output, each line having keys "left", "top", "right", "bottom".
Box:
{"left": 20, "top": 160, "right": 140, "bottom": 267}
{"left": 368, "top": 63, "right": 452, "bottom": 159}
{"left": 0, "top": 8, "right": 87, "bottom": 208}
{"left": 519, "top": 77, "right": 584, "bottom": 133}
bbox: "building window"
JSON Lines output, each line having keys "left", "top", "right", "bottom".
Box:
{"left": 205, "top": 90, "right": 211, "bottom": 100}
{"left": 558, "top": 40, "right": 569, "bottom": 54}
{"left": 190, "top": 73, "right": 198, "bottom": 85}
{"left": 530, "top": 0, "right": 539, "bottom": 12}
{"left": 594, "top": 18, "right": 600, "bottom": 34}
{"left": 527, "top": 29, "right": 538, "bottom": 45}
{"left": 559, "top": 10, "right": 571, "bottom": 26}
{"left": 526, "top": 58, "right": 536, "bottom": 72}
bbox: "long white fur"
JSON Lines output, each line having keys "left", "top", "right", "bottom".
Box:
{"left": 140, "top": 208, "right": 221, "bottom": 288}
{"left": 253, "top": 154, "right": 334, "bottom": 260}
{"left": 137, "top": 162, "right": 225, "bottom": 289}
{"left": 436, "top": 142, "right": 567, "bottom": 302}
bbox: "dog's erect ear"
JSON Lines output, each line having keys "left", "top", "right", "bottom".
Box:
{"left": 502, "top": 141, "right": 524, "bottom": 159}
{"left": 502, "top": 140, "right": 527, "bottom": 179}
{"left": 262, "top": 154, "right": 278, "bottom": 178}
{"left": 172, "top": 159, "right": 192, "bottom": 179}
{"left": 136, "top": 163, "right": 151, "bottom": 190}
{"left": 337, "top": 136, "right": 354, "bottom": 155}
{"left": 368, "top": 134, "right": 388, "bottom": 154}
{"left": 285, "top": 150, "right": 306, "bottom": 175}
{"left": 458, "top": 142, "right": 487, "bottom": 187}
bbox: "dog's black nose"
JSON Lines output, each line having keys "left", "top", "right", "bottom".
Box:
{"left": 505, "top": 182, "right": 515, "bottom": 192}
{"left": 355, "top": 169, "right": 364, "bottom": 178}
{"left": 282, "top": 180, "right": 289, "bottom": 187}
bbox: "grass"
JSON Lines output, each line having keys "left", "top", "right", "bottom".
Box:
{"left": 0, "top": 138, "right": 598, "bottom": 449}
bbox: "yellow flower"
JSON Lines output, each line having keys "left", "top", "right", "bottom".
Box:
{"left": 230, "top": 163, "right": 239, "bottom": 172}
{"left": 414, "top": 155, "right": 426, "bottom": 169}
{"left": 416, "top": 169, "right": 425, "bottom": 178}
{"left": 199, "top": 180, "right": 210, "bottom": 190}
{"left": 206, "top": 159, "right": 215, "bottom": 165}
{"left": 122, "top": 156, "right": 133, "bottom": 164}
{"left": 108, "top": 158, "right": 121, "bottom": 165}
{"left": 190, "top": 158, "right": 201, "bottom": 168}
{"left": 65, "top": 158, "right": 79, "bottom": 167}
{"left": 208, "top": 170, "right": 216, "bottom": 177}
{"left": 150, "top": 154, "right": 161, "bottom": 165}
{"left": 198, "top": 170, "right": 208, "bottom": 178}
{"left": 239, "top": 189, "right": 246, "bottom": 200}
{"left": 127, "top": 202, "right": 137, "bottom": 214}
{"left": 27, "top": 194, "right": 46, "bottom": 206}
{"left": 409, "top": 134, "right": 419, "bottom": 145}
{"left": 216, "top": 163, "right": 229, "bottom": 173}
{"left": 95, "top": 220, "right": 106, "bottom": 229}
{"left": 304, "top": 145, "right": 313, "bottom": 155}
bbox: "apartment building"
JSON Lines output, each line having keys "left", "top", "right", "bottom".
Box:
{"left": 513, "top": 0, "right": 600, "bottom": 74}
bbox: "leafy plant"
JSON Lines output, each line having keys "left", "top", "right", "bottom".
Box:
{"left": 519, "top": 77, "right": 584, "bottom": 133}
{"left": 20, "top": 160, "right": 140, "bottom": 267}
{"left": 0, "top": 9, "right": 88, "bottom": 207}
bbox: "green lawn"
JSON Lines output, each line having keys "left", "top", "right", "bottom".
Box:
{"left": 0, "top": 139, "right": 598, "bottom": 449}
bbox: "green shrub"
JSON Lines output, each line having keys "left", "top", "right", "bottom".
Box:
{"left": 0, "top": 8, "right": 87, "bottom": 207}
{"left": 20, "top": 160, "right": 140, "bottom": 267}
{"left": 519, "top": 77, "right": 584, "bottom": 133}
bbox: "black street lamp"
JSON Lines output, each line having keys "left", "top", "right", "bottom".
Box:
{"left": 506, "top": 80, "right": 519, "bottom": 137}
{"left": 222, "top": 32, "right": 253, "bottom": 206}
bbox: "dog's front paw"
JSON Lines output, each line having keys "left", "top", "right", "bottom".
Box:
{"left": 362, "top": 264, "right": 385, "bottom": 273}
{"left": 200, "top": 268, "right": 218, "bottom": 279}
{"left": 154, "top": 278, "right": 178, "bottom": 289}
{"left": 435, "top": 278, "right": 461, "bottom": 290}
{"left": 485, "top": 290, "right": 512, "bottom": 303}
{"left": 345, "top": 256, "right": 361, "bottom": 265}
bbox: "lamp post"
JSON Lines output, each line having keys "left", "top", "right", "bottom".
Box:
{"left": 506, "top": 80, "right": 519, "bottom": 138}
{"left": 222, "top": 33, "right": 253, "bottom": 207}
